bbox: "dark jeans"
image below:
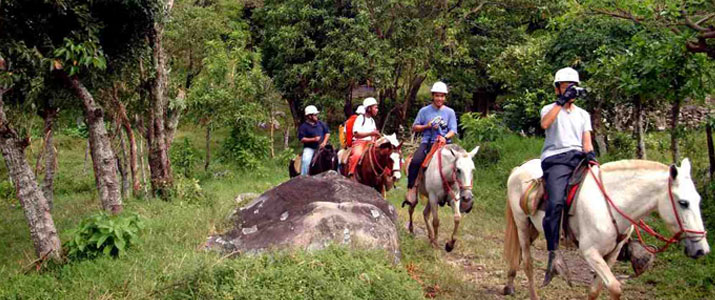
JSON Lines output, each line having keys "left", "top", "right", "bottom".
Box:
{"left": 541, "top": 150, "right": 584, "bottom": 251}
{"left": 407, "top": 143, "right": 432, "bottom": 189}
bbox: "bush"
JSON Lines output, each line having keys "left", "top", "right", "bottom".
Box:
{"left": 220, "top": 127, "right": 269, "bottom": 170}
{"left": 459, "top": 113, "right": 510, "bottom": 144}
{"left": 61, "top": 122, "right": 89, "bottom": 138}
{"left": 171, "top": 138, "right": 200, "bottom": 178}
{"left": 0, "top": 180, "right": 18, "bottom": 207}
{"left": 606, "top": 130, "right": 635, "bottom": 160}
{"left": 173, "top": 176, "right": 208, "bottom": 205}
{"left": 64, "top": 212, "right": 144, "bottom": 260}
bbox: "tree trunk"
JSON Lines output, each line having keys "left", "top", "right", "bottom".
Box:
{"left": 109, "top": 86, "right": 140, "bottom": 194}
{"left": 40, "top": 108, "right": 59, "bottom": 210}
{"left": 205, "top": 125, "right": 211, "bottom": 171}
{"left": 471, "top": 87, "right": 496, "bottom": 115}
{"left": 396, "top": 75, "right": 426, "bottom": 128}
{"left": 670, "top": 98, "right": 682, "bottom": 163}
{"left": 287, "top": 97, "right": 302, "bottom": 129}
{"left": 707, "top": 121, "right": 714, "bottom": 178}
{"left": 147, "top": 6, "right": 174, "bottom": 198}
{"left": 592, "top": 98, "right": 607, "bottom": 157}
{"left": 284, "top": 126, "right": 290, "bottom": 150}
{"left": 0, "top": 90, "right": 62, "bottom": 262}
{"left": 64, "top": 75, "right": 123, "bottom": 213}
{"left": 634, "top": 96, "right": 646, "bottom": 159}
{"left": 117, "top": 129, "right": 130, "bottom": 198}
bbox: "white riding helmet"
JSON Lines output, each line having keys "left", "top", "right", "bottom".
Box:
{"left": 363, "top": 97, "right": 378, "bottom": 108}
{"left": 430, "top": 81, "right": 448, "bottom": 94}
{"left": 553, "top": 67, "right": 580, "bottom": 85}
{"left": 304, "top": 105, "right": 319, "bottom": 116}
{"left": 355, "top": 105, "right": 365, "bottom": 115}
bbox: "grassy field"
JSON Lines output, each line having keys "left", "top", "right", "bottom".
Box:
{"left": 1, "top": 124, "right": 714, "bottom": 299}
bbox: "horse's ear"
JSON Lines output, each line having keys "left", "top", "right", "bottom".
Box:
{"left": 468, "top": 146, "right": 480, "bottom": 159}
{"left": 670, "top": 164, "right": 678, "bottom": 179}
{"left": 681, "top": 158, "right": 691, "bottom": 174}
{"left": 397, "top": 141, "right": 403, "bottom": 150}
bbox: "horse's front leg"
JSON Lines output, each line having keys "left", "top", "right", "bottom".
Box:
{"left": 407, "top": 195, "right": 416, "bottom": 234}
{"left": 583, "top": 248, "right": 621, "bottom": 300}
{"left": 445, "top": 198, "right": 461, "bottom": 252}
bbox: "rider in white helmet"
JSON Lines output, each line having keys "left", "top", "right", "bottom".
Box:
{"left": 540, "top": 67, "right": 595, "bottom": 286}
{"left": 404, "top": 81, "right": 458, "bottom": 206}
{"left": 347, "top": 97, "right": 380, "bottom": 178}
{"left": 298, "top": 105, "right": 330, "bottom": 176}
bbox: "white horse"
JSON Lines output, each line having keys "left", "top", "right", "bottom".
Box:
{"left": 503, "top": 158, "right": 710, "bottom": 300}
{"left": 406, "top": 144, "right": 479, "bottom": 252}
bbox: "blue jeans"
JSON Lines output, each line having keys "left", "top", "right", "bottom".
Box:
{"left": 301, "top": 147, "right": 316, "bottom": 175}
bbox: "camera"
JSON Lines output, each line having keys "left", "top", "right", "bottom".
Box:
{"left": 430, "top": 116, "right": 448, "bottom": 129}
{"left": 572, "top": 86, "right": 587, "bottom": 98}
{"left": 563, "top": 84, "right": 587, "bottom": 99}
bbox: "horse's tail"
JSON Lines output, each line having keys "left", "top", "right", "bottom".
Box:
{"left": 288, "top": 158, "right": 299, "bottom": 178}
{"left": 504, "top": 182, "right": 521, "bottom": 274}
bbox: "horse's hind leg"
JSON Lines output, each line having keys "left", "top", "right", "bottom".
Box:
{"left": 445, "top": 199, "right": 461, "bottom": 252}
{"left": 522, "top": 223, "right": 539, "bottom": 300}
{"left": 423, "top": 202, "right": 436, "bottom": 247}
{"left": 407, "top": 199, "right": 416, "bottom": 234}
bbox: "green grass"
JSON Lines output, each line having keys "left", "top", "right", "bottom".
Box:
{"left": 1, "top": 125, "right": 714, "bottom": 299}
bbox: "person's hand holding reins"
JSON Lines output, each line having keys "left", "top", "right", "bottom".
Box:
{"left": 437, "top": 135, "right": 447, "bottom": 144}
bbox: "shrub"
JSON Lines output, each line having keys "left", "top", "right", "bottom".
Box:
{"left": 607, "top": 130, "right": 635, "bottom": 160}
{"left": 171, "top": 138, "right": 200, "bottom": 178}
{"left": 64, "top": 212, "right": 144, "bottom": 260}
{"left": 0, "top": 180, "right": 18, "bottom": 206}
{"left": 61, "top": 122, "right": 89, "bottom": 138}
{"left": 220, "top": 127, "right": 269, "bottom": 170}
{"left": 173, "top": 176, "right": 208, "bottom": 205}
{"left": 460, "top": 113, "right": 510, "bottom": 144}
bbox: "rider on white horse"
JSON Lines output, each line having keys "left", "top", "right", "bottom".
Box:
{"left": 298, "top": 105, "right": 330, "bottom": 175}
{"left": 405, "top": 81, "right": 458, "bottom": 206}
{"left": 540, "top": 67, "right": 597, "bottom": 286}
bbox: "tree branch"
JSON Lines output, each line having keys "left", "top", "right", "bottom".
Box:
{"left": 682, "top": 9, "right": 710, "bottom": 32}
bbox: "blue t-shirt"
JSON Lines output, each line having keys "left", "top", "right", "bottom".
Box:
{"left": 298, "top": 121, "right": 329, "bottom": 149}
{"left": 413, "top": 105, "right": 458, "bottom": 144}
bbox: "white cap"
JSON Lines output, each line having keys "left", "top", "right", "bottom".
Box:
{"left": 304, "top": 105, "right": 319, "bottom": 116}
{"left": 355, "top": 105, "right": 365, "bottom": 115}
{"left": 430, "top": 81, "right": 448, "bottom": 94}
{"left": 554, "top": 67, "right": 580, "bottom": 84}
{"left": 363, "top": 97, "right": 378, "bottom": 107}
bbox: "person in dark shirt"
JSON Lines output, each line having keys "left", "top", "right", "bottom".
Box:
{"left": 298, "top": 105, "right": 330, "bottom": 175}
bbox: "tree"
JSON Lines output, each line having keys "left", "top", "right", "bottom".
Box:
{"left": 0, "top": 58, "right": 62, "bottom": 262}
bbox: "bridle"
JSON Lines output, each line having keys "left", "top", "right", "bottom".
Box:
{"left": 437, "top": 146, "right": 472, "bottom": 202}
{"left": 588, "top": 162, "right": 707, "bottom": 254}
{"left": 366, "top": 142, "right": 393, "bottom": 179}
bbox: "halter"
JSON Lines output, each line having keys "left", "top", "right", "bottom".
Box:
{"left": 588, "top": 162, "right": 707, "bottom": 254}
{"left": 437, "top": 146, "right": 472, "bottom": 202}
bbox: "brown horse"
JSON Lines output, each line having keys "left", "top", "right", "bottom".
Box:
{"left": 339, "top": 135, "right": 402, "bottom": 198}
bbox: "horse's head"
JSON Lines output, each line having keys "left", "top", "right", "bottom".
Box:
{"left": 661, "top": 158, "right": 709, "bottom": 259}
{"left": 376, "top": 134, "right": 402, "bottom": 190}
{"left": 451, "top": 145, "right": 479, "bottom": 213}
{"left": 319, "top": 144, "right": 339, "bottom": 171}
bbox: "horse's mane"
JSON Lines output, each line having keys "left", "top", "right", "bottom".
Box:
{"left": 445, "top": 144, "right": 466, "bottom": 154}
{"left": 600, "top": 160, "right": 669, "bottom": 172}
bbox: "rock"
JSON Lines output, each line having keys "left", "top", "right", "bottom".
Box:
{"left": 206, "top": 171, "right": 401, "bottom": 261}
{"left": 235, "top": 192, "right": 260, "bottom": 204}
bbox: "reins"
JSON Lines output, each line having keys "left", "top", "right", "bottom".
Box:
{"left": 366, "top": 142, "right": 392, "bottom": 179}
{"left": 587, "top": 162, "right": 707, "bottom": 254}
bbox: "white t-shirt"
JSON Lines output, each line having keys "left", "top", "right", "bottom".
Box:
{"left": 540, "top": 103, "right": 592, "bottom": 160}
{"left": 352, "top": 115, "right": 377, "bottom": 141}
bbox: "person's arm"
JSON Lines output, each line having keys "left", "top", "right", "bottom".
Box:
{"left": 540, "top": 105, "right": 562, "bottom": 130}
{"left": 412, "top": 109, "right": 433, "bottom": 133}
{"left": 301, "top": 136, "right": 320, "bottom": 144}
{"left": 444, "top": 109, "right": 458, "bottom": 139}
{"left": 353, "top": 116, "right": 380, "bottom": 139}
{"left": 582, "top": 131, "right": 593, "bottom": 153}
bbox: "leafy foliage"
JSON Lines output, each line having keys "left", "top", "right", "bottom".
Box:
{"left": 64, "top": 212, "right": 144, "bottom": 260}
{"left": 220, "top": 123, "right": 270, "bottom": 170}
{"left": 173, "top": 176, "right": 207, "bottom": 205}
{"left": 170, "top": 138, "right": 200, "bottom": 178}
{"left": 460, "top": 113, "right": 510, "bottom": 143}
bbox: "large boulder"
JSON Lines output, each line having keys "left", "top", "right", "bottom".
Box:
{"left": 206, "top": 171, "right": 400, "bottom": 261}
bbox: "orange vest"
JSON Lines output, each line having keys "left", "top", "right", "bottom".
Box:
{"left": 345, "top": 114, "right": 359, "bottom": 147}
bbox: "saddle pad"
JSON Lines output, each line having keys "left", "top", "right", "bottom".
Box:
{"left": 520, "top": 179, "right": 545, "bottom": 216}
{"left": 292, "top": 154, "right": 302, "bottom": 172}
{"left": 338, "top": 148, "right": 351, "bottom": 165}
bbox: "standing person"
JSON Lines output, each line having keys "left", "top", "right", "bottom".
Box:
{"left": 539, "top": 67, "right": 596, "bottom": 286}
{"left": 298, "top": 105, "right": 330, "bottom": 176}
{"left": 404, "top": 81, "right": 458, "bottom": 206}
{"left": 347, "top": 98, "right": 380, "bottom": 178}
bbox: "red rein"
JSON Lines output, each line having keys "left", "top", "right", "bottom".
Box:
{"left": 588, "top": 163, "right": 707, "bottom": 253}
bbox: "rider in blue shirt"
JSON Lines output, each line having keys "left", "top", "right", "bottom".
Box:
{"left": 298, "top": 105, "right": 330, "bottom": 175}
{"left": 404, "top": 82, "right": 458, "bottom": 206}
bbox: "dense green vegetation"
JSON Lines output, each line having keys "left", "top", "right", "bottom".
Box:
{"left": 2, "top": 0, "right": 715, "bottom": 299}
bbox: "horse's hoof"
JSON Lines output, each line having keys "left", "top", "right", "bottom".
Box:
{"left": 401, "top": 200, "right": 409, "bottom": 208}
{"left": 503, "top": 286, "right": 515, "bottom": 296}
{"left": 445, "top": 240, "right": 456, "bottom": 252}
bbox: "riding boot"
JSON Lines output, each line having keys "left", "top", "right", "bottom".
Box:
{"left": 541, "top": 250, "right": 572, "bottom": 287}
{"left": 402, "top": 187, "right": 418, "bottom": 208}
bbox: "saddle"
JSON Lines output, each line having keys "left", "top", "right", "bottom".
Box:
{"left": 412, "top": 140, "right": 449, "bottom": 206}
{"left": 520, "top": 159, "right": 591, "bottom": 244}
{"left": 292, "top": 148, "right": 323, "bottom": 173}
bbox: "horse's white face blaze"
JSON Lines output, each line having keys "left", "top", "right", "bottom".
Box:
{"left": 663, "top": 158, "right": 710, "bottom": 258}
{"left": 454, "top": 149, "right": 477, "bottom": 212}
{"left": 390, "top": 152, "right": 401, "bottom": 180}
